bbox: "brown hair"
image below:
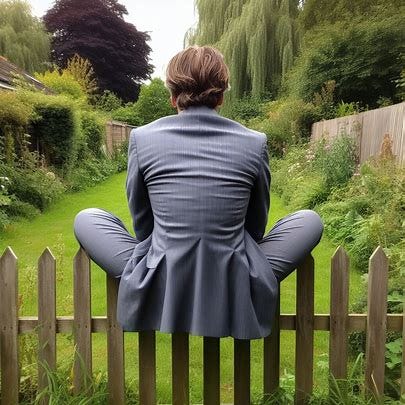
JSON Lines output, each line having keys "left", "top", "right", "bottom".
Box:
{"left": 165, "top": 45, "right": 230, "bottom": 110}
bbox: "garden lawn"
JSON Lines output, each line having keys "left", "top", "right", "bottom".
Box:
{"left": 0, "top": 171, "right": 363, "bottom": 403}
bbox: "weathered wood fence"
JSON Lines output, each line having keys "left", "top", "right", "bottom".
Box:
{"left": 0, "top": 246, "right": 404, "bottom": 404}
{"left": 311, "top": 101, "right": 405, "bottom": 165}
{"left": 105, "top": 120, "right": 136, "bottom": 156}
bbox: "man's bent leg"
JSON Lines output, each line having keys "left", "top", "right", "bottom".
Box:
{"left": 73, "top": 208, "right": 139, "bottom": 278}
{"left": 258, "top": 209, "right": 324, "bottom": 283}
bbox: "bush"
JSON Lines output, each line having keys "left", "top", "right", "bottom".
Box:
{"left": 95, "top": 90, "right": 123, "bottom": 111}
{"left": 35, "top": 69, "right": 87, "bottom": 101}
{"left": 250, "top": 98, "right": 321, "bottom": 156}
{"left": 135, "top": 78, "right": 176, "bottom": 125}
{"left": 223, "top": 95, "right": 267, "bottom": 124}
{"left": 4, "top": 166, "right": 65, "bottom": 211}
{"left": 18, "top": 91, "right": 80, "bottom": 176}
{"left": 0, "top": 92, "right": 33, "bottom": 163}
{"left": 79, "top": 110, "right": 106, "bottom": 158}
{"left": 112, "top": 103, "right": 142, "bottom": 126}
{"left": 286, "top": 13, "right": 405, "bottom": 107}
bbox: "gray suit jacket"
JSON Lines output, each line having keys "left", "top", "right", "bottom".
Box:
{"left": 117, "top": 105, "right": 278, "bottom": 339}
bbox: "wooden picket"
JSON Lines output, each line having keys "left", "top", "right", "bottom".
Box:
{"left": 0, "top": 245, "right": 403, "bottom": 405}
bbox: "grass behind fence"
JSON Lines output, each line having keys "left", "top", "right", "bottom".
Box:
{"left": 0, "top": 171, "right": 364, "bottom": 403}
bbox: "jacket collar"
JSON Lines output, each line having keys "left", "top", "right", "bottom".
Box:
{"left": 178, "top": 105, "right": 220, "bottom": 116}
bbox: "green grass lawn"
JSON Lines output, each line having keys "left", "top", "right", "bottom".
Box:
{"left": 0, "top": 171, "right": 364, "bottom": 403}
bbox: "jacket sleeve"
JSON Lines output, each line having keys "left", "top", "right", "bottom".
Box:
{"left": 126, "top": 129, "right": 154, "bottom": 241}
{"left": 244, "top": 137, "right": 271, "bottom": 242}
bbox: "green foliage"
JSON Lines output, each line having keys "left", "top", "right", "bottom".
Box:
{"left": 35, "top": 69, "right": 87, "bottom": 101}
{"left": 18, "top": 91, "right": 81, "bottom": 176}
{"left": 112, "top": 103, "right": 142, "bottom": 126}
{"left": 286, "top": 12, "right": 405, "bottom": 107}
{"left": 188, "top": 0, "right": 300, "bottom": 102}
{"left": 95, "top": 90, "right": 123, "bottom": 112}
{"left": 272, "top": 134, "right": 358, "bottom": 210}
{"left": 79, "top": 110, "right": 106, "bottom": 159}
{"left": 222, "top": 95, "right": 267, "bottom": 124}
{"left": 0, "top": 92, "right": 33, "bottom": 163}
{"left": 134, "top": 78, "right": 176, "bottom": 125}
{"left": 249, "top": 98, "right": 321, "bottom": 156}
{"left": 0, "top": 0, "right": 50, "bottom": 73}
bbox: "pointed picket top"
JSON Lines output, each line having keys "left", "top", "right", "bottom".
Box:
{"left": 331, "top": 246, "right": 349, "bottom": 268}
{"left": 39, "top": 247, "right": 56, "bottom": 266}
{"left": 1, "top": 246, "right": 17, "bottom": 262}
{"left": 369, "top": 246, "right": 388, "bottom": 270}
{"left": 74, "top": 246, "right": 90, "bottom": 263}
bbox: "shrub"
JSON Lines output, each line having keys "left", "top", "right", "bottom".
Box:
{"left": 250, "top": 98, "right": 321, "bottom": 156}
{"left": 223, "top": 95, "right": 267, "bottom": 124}
{"left": 0, "top": 92, "right": 33, "bottom": 162}
{"left": 35, "top": 69, "right": 87, "bottom": 101}
{"left": 95, "top": 90, "right": 123, "bottom": 111}
{"left": 18, "top": 91, "right": 80, "bottom": 176}
{"left": 286, "top": 13, "right": 405, "bottom": 107}
{"left": 79, "top": 110, "right": 106, "bottom": 158}
{"left": 112, "top": 103, "right": 142, "bottom": 126}
{"left": 135, "top": 78, "right": 176, "bottom": 125}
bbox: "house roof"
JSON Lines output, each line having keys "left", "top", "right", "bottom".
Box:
{"left": 0, "top": 56, "right": 52, "bottom": 93}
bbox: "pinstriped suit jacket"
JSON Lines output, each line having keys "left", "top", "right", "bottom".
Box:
{"left": 117, "top": 104, "right": 278, "bottom": 339}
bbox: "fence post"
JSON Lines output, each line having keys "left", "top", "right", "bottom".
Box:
{"left": 38, "top": 248, "right": 57, "bottom": 403}
{"left": 172, "top": 332, "right": 189, "bottom": 405}
{"left": 329, "top": 246, "right": 349, "bottom": 382}
{"left": 139, "top": 330, "right": 157, "bottom": 404}
{"left": 0, "top": 247, "right": 19, "bottom": 405}
{"left": 401, "top": 296, "right": 405, "bottom": 399}
{"left": 106, "top": 275, "right": 125, "bottom": 404}
{"left": 264, "top": 292, "right": 280, "bottom": 396}
{"left": 295, "top": 254, "right": 315, "bottom": 404}
{"left": 203, "top": 336, "right": 220, "bottom": 405}
{"left": 234, "top": 338, "right": 250, "bottom": 405}
{"left": 73, "top": 247, "right": 92, "bottom": 395}
{"left": 365, "top": 246, "right": 388, "bottom": 400}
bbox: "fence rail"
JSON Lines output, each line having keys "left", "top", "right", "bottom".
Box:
{"left": 0, "top": 246, "right": 404, "bottom": 404}
{"left": 311, "top": 101, "right": 405, "bottom": 165}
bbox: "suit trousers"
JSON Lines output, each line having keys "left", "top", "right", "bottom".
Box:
{"left": 73, "top": 208, "right": 324, "bottom": 283}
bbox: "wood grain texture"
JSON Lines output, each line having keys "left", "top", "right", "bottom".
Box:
{"left": 38, "top": 248, "right": 57, "bottom": 404}
{"left": 365, "top": 246, "right": 388, "bottom": 400}
{"left": 0, "top": 247, "right": 19, "bottom": 405}
{"left": 329, "top": 246, "right": 349, "bottom": 380}
{"left": 295, "top": 255, "right": 314, "bottom": 404}
{"left": 106, "top": 275, "right": 125, "bottom": 404}
{"left": 73, "top": 247, "right": 92, "bottom": 395}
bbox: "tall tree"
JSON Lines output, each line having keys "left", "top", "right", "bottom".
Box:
{"left": 43, "top": 0, "right": 153, "bottom": 101}
{"left": 0, "top": 0, "right": 50, "bottom": 73}
{"left": 187, "top": 0, "right": 300, "bottom": 102}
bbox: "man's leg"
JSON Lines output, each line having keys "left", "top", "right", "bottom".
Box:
{"left": 258, "top": 209, "right": 324, "bottom": 283}
{"left": 73, "top": 208, "right": 139, "bottom": 278}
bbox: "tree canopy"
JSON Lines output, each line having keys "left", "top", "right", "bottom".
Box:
{"left": 0, "top": 0, "right": 50, "bottom": 73}
{"left": 286, "top": 12, "right": 405, "bottom": 107}
{"left": 187, "top": 0, "right": 300, "bottom": 102}
{"left": 43, "top": 0, "right": 153, "bottom": 102}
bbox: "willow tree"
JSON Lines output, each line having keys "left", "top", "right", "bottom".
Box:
{"left": 0, "top": 0, "right": 50, "bottom": 73}
{"left": 187, "top": 0, "right": 300, "bottom": 102}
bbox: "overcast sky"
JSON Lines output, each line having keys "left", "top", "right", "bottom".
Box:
{"left": 29, "top": 0, "right": 198, "bottom": 80}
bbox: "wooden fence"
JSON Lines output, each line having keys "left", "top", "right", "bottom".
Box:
{"left": 0, "top": 246, "right": 404, "bottom": 404}
{"left": 311, "top": 101, "right": 405, "bottom": 165}
{"left": 105, "top": 120, "right": 136, "bottom": 156}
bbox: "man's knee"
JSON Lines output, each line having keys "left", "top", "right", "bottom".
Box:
{"left": 300, "top": 209, "right": 324, "bottom": 241}
{"left": 73, "top": 208, "right": 101, "bottom": 238}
